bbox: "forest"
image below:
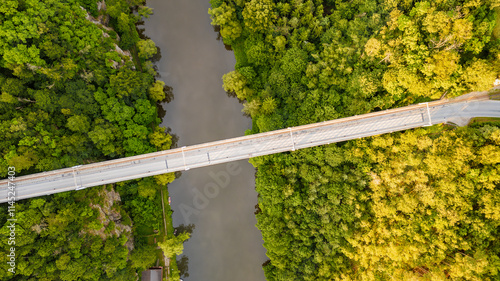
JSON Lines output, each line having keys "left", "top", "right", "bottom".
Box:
{"left": 210, "top": 0, "right": 500, "bottom": 280}
{"left": 0, "top": 0, "right": 186, "bottom": 280}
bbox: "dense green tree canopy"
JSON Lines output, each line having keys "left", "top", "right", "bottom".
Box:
{"left": 212, "top": 0, "right": 500, "bottom": 279}
{"left": 0, "top": 0, "right": 175, "bottom": 279}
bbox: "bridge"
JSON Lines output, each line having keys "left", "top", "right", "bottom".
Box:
{"left": 1, "top": 90, "right": 499, "bottom": 203}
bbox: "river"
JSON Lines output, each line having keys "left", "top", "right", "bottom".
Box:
{"left": 143, "top": 1, "right": 267, "bottom": 280}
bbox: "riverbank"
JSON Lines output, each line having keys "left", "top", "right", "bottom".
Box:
{"left": 211, "top": 1, "right": 500, "bottom": 279}
{"left": 0, "top": 0, "right": 180, "bottom": 279}
{"left": 92, "top": 0, "right": 185, "bottom": 279}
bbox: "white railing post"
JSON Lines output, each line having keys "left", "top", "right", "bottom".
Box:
{"left": 72, "top": 168, "right": 79, "bottom": 189}
{"left": 419, "top": 102, "right": 433, "bottom": 126}
{"left": 72, "top": 166, "right": 85, "bottom": 190}
{"left": 425, "top": 102, "right": 432, "bottom": 126}
{"left": 181, "top": 146, "right": 189, "bottom": 171}
{"left": 288, "top": 127, "right": 296, "bottom": 151}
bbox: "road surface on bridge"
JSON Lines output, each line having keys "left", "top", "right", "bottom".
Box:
{"left": 1, "top": 91, "right": 499, "bottom": 203}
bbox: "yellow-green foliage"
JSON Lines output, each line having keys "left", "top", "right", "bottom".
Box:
{"left": 494, "top": 7, "right": 500, "bottom": 39}
{"left": 242, "top": 0, "right": 276, "bottom": 33}
{"left": 255, "top": 125, "right": 500, "bottom": 280}
{"left": 209, "top": 3, "right": 242, "bottom": 42}
{"left": 212, "top": 0, "right": 500, "bottom": 279}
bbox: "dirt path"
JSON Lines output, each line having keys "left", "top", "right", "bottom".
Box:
{"left": 160, "top": 188, "right": 171, "bottom": 280}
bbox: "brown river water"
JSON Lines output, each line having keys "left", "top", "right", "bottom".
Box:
{"left": 143, "top": 0, "right": 267, "bottom": 280}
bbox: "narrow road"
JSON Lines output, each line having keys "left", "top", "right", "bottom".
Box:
{"left": 1, "top": 91, "right": 499, "bottom": 203}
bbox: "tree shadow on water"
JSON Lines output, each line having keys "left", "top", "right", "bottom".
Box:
{"left": 175, "top": 224, "right": 195, "bottom": 235}
{"left": 162, "top": 83, "right": 174, "bottom": 103}
{"left": 212, "top": 25, "right": 232, "bottom": 51}
{"left": 177, "top": 255, "right": 189, "bottom": 278}
{"left": 151, "top": 46, "right": 162, "bottom": 63}
{"left": 157, "top": 103, "right": 166, "bottom": 120}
